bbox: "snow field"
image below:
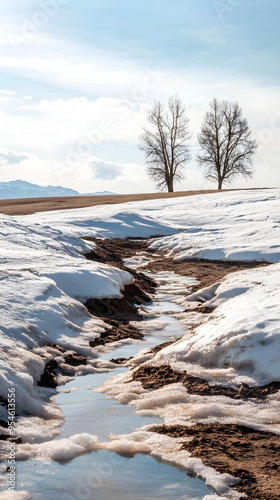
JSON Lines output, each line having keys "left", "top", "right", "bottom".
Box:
{"left": 0, "top": 188, "right": 279, "bottom": 499}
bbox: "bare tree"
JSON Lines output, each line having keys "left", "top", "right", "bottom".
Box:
{"left": 197, "top": 98, "right": 258, "bottom": 190}
{"left": 139, "top": 96, "right": 191, "bottom": 192}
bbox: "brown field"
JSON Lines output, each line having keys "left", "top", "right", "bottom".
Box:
{"left": 0, "top": 188, "right": 269, "bottom": 216}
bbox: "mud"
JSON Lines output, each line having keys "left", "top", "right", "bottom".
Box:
{"left": 145, "top": 257, "right": 267, "bottom": 290}
{"left": 84, "top": 237, "right": 156, "bottom": 298}
{"left": 151, "top": 423, "right": 280, "bottom": 500}
{"left": 38, "top": 359, "right": 59, "bottom": 389}
{"left": 89, "top": 320, "right": 143, "bottom": 348}
{"left": 132, "top": 364, "right": 280, "bottom": 399}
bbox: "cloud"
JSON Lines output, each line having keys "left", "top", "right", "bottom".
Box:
{"left": 91, "top": 159, "right": 122, "bottom": 180}
{"left": 0, "top": 80, "right": 279, "bottom": 193}
{"left": 0, "top": 89, "right": 16, "bottom": 95}
{"left": 0, "top": 149, "right": 27, "bottom": 165}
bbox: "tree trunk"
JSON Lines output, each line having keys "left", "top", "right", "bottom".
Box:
{"left": 218, "top": 179, "right": 223, "bottom": 190}
{"left": 168, "top": 179, "right": 174, "bottom": 192}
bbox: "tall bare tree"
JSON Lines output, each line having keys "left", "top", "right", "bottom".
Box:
{"left": 139, "top": 96, "right": 191, "bottom": 192}
{"left": 197, "top": 98, "right": 258, "bottom": 190}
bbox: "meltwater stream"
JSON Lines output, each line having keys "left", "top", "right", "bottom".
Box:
{"left": 15, "top": 272, "right": 213, "bottom": 500}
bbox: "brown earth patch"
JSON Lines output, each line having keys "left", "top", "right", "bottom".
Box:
{"left": 84, "top": 237, "right": 156, "bottom": 298}
{"left": 132, "top": 364, "right": 280, "bottom": 399}
{"left": 64, "top": 353, "right": 87, "bottom": 367}
{"left": 85, "top": 238, "right": 157, "bottom": 344}
{"left": 89, "top": 320, "right": 143, "bottom": 348}
{"left": 38, "top": 359, "right": 59, "bottom": 389}
{"left": 145, "top": 257, "right": 267, "bottom": 291}
{"left": 37, "top": 351, "right": 87, "bottom": 389}
{"left": 110, "top": 357, "right": 133, "bottom": 365}
{"left": 0, "top": 189, "right": 261, "bottom": 216}
{"left": 150, "top": 423, "right": 280, "bottom": 500}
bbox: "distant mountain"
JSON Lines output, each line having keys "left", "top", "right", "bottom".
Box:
{"left": 0, "top": 180, "right": 116, "bottom": 199}
{"left": 83, "top": 191, "right": 116, "bottom": 196}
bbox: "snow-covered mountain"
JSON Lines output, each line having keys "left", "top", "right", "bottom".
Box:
{"left": 0, "top": 180, "right": 116, "bottom": 199}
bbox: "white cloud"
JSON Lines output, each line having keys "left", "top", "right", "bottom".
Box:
{"left": 0, "top": 89, "right": 16, "bottom": 95}
{"left": 0, "top": 61, "right": 279, "bottom": 192}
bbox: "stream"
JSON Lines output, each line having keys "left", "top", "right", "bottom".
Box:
{"left": 15, "top": 271, "right": 213, "bottom": 500}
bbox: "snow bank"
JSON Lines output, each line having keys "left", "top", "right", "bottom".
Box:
{"left": 0, "top": 215, "right": 132, "bottom": 430}
{"left": 151, "top": 263, "right": 280, "bottom": 387}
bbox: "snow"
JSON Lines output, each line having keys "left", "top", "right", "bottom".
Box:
{"left": 18, "top": 188, "right": 280, "bottom": 261}
{"left": 16, "top": 433, "right": 101, "bottom": 462}
{"left": 0, "top": 214, "right": 132, "bottom": 427}
{"left": 0, "top": 188, "right": 279, "bottom": 497}
{"left": 153, "top": 263, "right": 280, "bottom": 387}
{"left": 12, "top": 429, "right": 242, "bottom": 498}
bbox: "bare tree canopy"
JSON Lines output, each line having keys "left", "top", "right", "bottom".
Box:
{"left": 139, "top": 96, "right": 191, "bottom": 192}
{"left": 197, "top": 98, "right": 258, "bottom": 190}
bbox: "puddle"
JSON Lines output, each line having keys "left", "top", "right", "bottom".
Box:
{"left": 14, "top": 272, "right": 213, "bottom": 499}
{"left": 16, "top": 451, "right": 210, "bottom": 500}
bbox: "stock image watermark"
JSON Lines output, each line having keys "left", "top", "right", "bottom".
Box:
{"left": 4, "top": 385, "right": 17, "bottom": 491}
{"left": 213, "top": 0, "right": 244, "bottom": 21}
{"left": 73, "top": 452, "right": 126, "bottom": 500}
{"left": 8, "top": 0, "right": 71, "bottom": 52}
{"left": 64, "top": 65, "right": 169, "bottom": 167}
{"left": 258, "top": 108, "right": 280, "bottom": 151}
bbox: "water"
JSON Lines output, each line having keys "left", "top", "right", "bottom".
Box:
{"left": 15, "top": 272, "right": 212, "bottom": 499}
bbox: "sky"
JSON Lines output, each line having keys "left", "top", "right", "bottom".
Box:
{"left": 0, "top": 0, "right": 279, "bottom": 194}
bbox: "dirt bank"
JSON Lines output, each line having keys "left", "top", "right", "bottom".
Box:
{"left": 132, "top": 364, "right": 280, "bottom": 399}
{"left": 0, "top": 188, "right": 262, "bottom": 216}
{"left": 151, "top": 423, "right": 280, "bottom": 500}
{"left": 144, "top": 256, "right": 267, "bottom": 290}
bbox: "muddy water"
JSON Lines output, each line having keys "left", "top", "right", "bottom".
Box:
{"left": 16, "top": 273, "right": 213, "bottom": 499}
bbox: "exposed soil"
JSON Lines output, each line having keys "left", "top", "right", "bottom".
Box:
{"left": 3, "top": 230, "right": 275, "bottom": 497}
{"left": 38, "top": 359, "right": 59, "bottom": 389}
{"left": 85, "top": 238, "right": 157, "bottom": 346}
{"left": 0, "top": 189, "right": 259, "bottom": 216}
{"left": 132, "top": 364, "right": 280, "bottom": 399}
{"left": 110, "top": 357, "right": 133, "bottom": 365}
{"left": 64, "top": 353, "right": 87, "bottom": 367}
{"left": 37, "top": 352, "right": 87, "bottom": 389}
{"left": 84, "top": 236, "right": 267, "bottom": 293}
{"left": 89, "top": 320, "right": 143, "bottom": 348}
{"left": 150, "top": 423, "right": 280, "bottom": 500}
{"left": 84, "top": 237, "right": 156, "bottom": 298}
{"left": 145, "top": 257, "right": 267, "bottom": 291}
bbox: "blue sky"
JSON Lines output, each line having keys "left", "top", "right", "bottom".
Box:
{"left": 0, "top": 0, "right": 279, "bottom": 193}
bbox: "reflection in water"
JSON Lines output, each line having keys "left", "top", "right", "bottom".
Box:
{"left": 16, "top": 273, "right": 212, "bottom": 499}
